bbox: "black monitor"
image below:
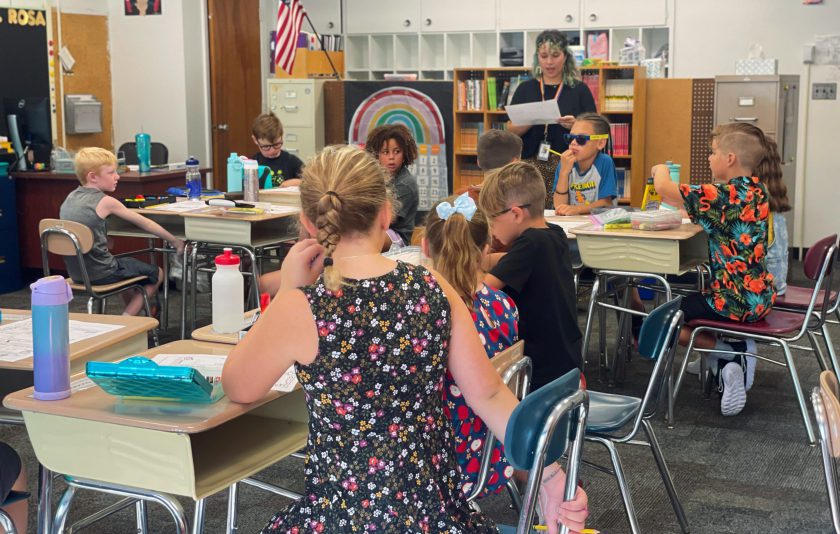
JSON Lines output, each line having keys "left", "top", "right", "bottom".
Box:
{"left": 0, "top": 97, "right": 52, "bottom": 170}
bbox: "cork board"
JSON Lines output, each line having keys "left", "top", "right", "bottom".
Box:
{"left": 52, "top": 9, "right": 114, "bottom": 152}
{"left": 690, "top": 79, "right": 715, "bottom": 185}
{"left": 644, "top": 79, "right": 692, "bottom": 184}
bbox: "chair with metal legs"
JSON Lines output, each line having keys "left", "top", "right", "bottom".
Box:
{"left": 584, "top": 297, "right": 689, "bottom": 534}
{"left": 812, "top": 370, "right": 840, "bottom": 534}
{"left": 673, "top": 234, "right": 839, "bottom": 444}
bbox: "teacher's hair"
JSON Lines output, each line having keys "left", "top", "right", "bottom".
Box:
{"left": 533, "top": 30, "right": 581, "bottom": 86}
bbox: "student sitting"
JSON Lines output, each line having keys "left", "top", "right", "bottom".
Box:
{"left": 553, "top": 112, "right": 618, "bottom": 215}
{"left": 480, "top": 162, "right": 582, "bottom": 389}
{"left": 0, "top": 443, "right": 27, "bottom": 534}
{"left": 423, "top": 193, "right": 518, "bottom": 499}
{"left": 221, "top": 145, "right": 588, "bottom": 533}
{"left": 365, "top": 124, "right": 419, "bottom": 249}
{"left": 477, "top": 129, "right": 523, "bottom": 172}
{"left": 60, "top": 148, "right": 184, "bottom": 316}
{"left": 251, "top": 112, "right": 303, "bottom": 188}
{"left": 653, "top": 123, "right": 778, "bottom": 416}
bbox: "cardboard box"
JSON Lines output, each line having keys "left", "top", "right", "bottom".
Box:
{"left": 275, "top": 49, "right": 344, "bottom": 79}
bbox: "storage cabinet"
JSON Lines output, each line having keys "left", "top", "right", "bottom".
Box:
{"left": 420, "top": 0, "right": 496, "bottom": 32}
{"left": 581, "top": 0, "right": 668, "bottom": 28}
{"left": 345, "top": 2, "right": 420, "bottom": 34}
{"left": 498, "top": 0, "right": 580, "bottom": 31}
{"left": 266, "top": 79, "right": 325, "bottom": 162}
{"left": 302, "top": 0, "right": 342, "bottom": 35}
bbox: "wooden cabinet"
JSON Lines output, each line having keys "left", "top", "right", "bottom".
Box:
{"left": 420, "top": 0, "right": 495, "bottom": 32}
{"left": 581, "top": 0, "right": 668, "bottom": 28}
{"left": 499, "top": 0, "right": 580, "bottom": 30}
{"left": 345, "top": 2, "right": 420, "bottom": 34}
{"left": 304, "top": 0, "right": 342, "bottom": 35}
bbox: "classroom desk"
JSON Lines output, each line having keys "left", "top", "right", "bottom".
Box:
{"left": 190, "top": 309, "right": 259, "bottom": 345}
{"left": 258, "top": 187, "right": 301, "bottom": 209}
{"left": 0, "top": 309, "right": 158, "bottom": 422}
{"left": 13, "top": 169, "right": 210, "bottom": 273}
{"left": 544, "top": 214, "right": 590, "bottom": 239}
{"left": 4, "top": 339, "right": 308, "bottom": 534}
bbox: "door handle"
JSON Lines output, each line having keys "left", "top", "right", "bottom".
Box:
{"left": 589, "top": 13, "right": 597, "bottom": 22}
{"left": 565, "top": 14, "right": 573, "bottom": 23}
{"left": 217, "top": 123, "right": 229, "bottom": 131}
{"left": 425, "top": 18, "right": 431, "bottom": 26}
{"left": 729, "top": 117, "right": 757, "bottom": 122}
{"left": 403, "top": 19, "right": 411, "bottom": 27}
{"left": 283, "top": 105, "right": 299, "bottom": 112}
{"left": 327, "top": 21, "right": 334, "bottom": 29}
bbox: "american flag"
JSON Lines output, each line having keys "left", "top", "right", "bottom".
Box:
{"left": 274, "top": 0, "right": 305, "bottom": 74}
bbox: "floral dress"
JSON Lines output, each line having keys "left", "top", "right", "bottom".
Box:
{"left": 679, "top": 176, "right": 776, "bottom": 322}
{"left": 262, "top": 261, "right": 498, "bottom": 534}
{"left": 442, "top": 284, "right": 519, "bottom": 499}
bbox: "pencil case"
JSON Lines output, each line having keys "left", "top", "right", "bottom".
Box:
{"left": 86, "top": 357, "right": 224, "bottom": 403}
{"left": 630, "top": 209, "right": 683, "bottom": 231}
{"left": 589, "top": 207, "right": 631, "bottom": 227}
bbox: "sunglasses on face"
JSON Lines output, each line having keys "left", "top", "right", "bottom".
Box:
{"left": 492, "top": 203, "right": 531, "bottom": 218}
{"left": 563, "top": 133, "right": 609, "bottom": 146}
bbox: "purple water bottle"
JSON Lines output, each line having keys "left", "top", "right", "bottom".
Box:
{"left": 31, "top": 276, "right": 73, "bottom": 400}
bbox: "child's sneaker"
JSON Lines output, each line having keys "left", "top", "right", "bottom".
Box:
{"left": 685, "top": 357, "right": 701, "bottom": 375}
{"left": 744, "top": 339, "right": 757, "bottom": 391}
{"left": 720, "top": 362, "right": 747, "bottom": 416}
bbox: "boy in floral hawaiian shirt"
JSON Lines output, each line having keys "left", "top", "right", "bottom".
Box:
{"left": 653, "top": 123, "right": 777, "bottom": 416}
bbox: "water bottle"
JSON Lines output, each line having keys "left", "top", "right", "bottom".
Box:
{"left": 31, "top": 275, "right": 73, "bottom": 400}
{"left": 226, "top": 153, "right": 244, "bottom": 192}
{"left": 135, "top": 132, "right": 151, "bottom": 172}
{"left": 212, "top": 248, "right": 245, "bottom": 333}
{"left": 243, "top": 159, "right": 259, "bottom": 203}
{"left": 185, "top": 157, "right": 202, "bottom": 200}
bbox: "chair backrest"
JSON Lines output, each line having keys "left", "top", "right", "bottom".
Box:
{"left": 491, "top": 340, "right": 525, "bottom": 376}
{"left": 636, "top": 297, "right": 684, "bottom": 419}
{"left": 801, "top": 235, "right": 839, "bottom": 330}
{"left": 39, "top": 218, "right": 95, "bottom": 286}
{"left": 504, "top": 369, "right": 588, "bottom": 534}
{"left": 805, "top": 234, "right": 839, "bottom": 281}
{"left": 118, "top": 141, "right": 169, "bottom": 165}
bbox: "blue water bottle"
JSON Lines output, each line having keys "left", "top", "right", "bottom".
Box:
{"left": 185, "top": 157, "right": 201, "bottom": 200}
{"left": 226, "top": 153, "right": 244, "bottom": 192}
{"left": 31, "top": 275, "right": 73, "bottom": 400}
{"left": 136, "top": 132, "right": 151, "bottom": 172}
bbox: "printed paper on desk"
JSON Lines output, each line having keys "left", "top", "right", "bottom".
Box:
{"left": 151, "top": 354, "right": 299, "bottom": 392}
{"left": 268, "top": 205, "right": 300, "bottom": 215}
{"left": 275, "top": 186, "right": 300, "bottom": 193}
{"left": 145, "top": 200, "right": 207, "bottom": 212}
{"left": 505, "top": 100, "right": 562, "bottom": 126}
{"left": 547, "top": 219, "right": 587, "bottom": 235}
{"left": 0, "top": 319, "right": 124, "bottom": 362}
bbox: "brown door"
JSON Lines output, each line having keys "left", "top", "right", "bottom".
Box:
{"left": 208, "top": 0, "right": 262, "bottom": 191}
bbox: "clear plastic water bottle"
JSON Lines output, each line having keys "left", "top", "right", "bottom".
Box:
{"left": 212, "top": 248, "right": 245, "bottom": 333}
{"left": 243, "top": 159, "right": 259, "bottom": 203}
{"left": 186, "top": 157, "right": 201, "bottom": 200}
{"left": 31, "top": 275, "right": 73, "bottom": 400}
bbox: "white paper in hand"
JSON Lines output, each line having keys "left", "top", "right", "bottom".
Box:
{"left": 505, "top": 100, "right": 562, "bottom": 126}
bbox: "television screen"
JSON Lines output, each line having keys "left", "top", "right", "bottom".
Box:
{"left": 1, "top": 96, "right": 52, "bottom": 169}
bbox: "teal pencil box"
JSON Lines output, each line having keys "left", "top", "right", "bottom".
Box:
{"left": 86, "top": 357, "right": 224, "bottom": 403}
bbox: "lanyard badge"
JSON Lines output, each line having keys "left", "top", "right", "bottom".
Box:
{"left": 538, "top": 77, "right": 563, "bottom": 161}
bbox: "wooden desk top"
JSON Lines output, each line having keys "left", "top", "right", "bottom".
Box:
{"left": 137, "top": 204, "right": 299, "bottom": 222}
{"left": 12, "top": 168, "right": 210, "bottom": 184}
{"left": 570, "top": 222, "right": 703, "bottom": 240}
{"left": 0, "top": 309, "right": 158, "bottom": 371}
{"left": 191, "top": 309, "right": 259, "bottom": 345}
{"left": 3, "top": 340, "right": 285, "bottom": 433}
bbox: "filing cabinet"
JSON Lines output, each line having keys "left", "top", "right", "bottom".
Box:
{"left": 266, "top": 79, "right": 325, "bottom": 162}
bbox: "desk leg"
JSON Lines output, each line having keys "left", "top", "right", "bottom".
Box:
{"left": 226, "top": 483, "right": 238, "bottom": 534}
{"left": 52, "top": 484, "right": 76, "bottom": 534}
{"left": 180, "top": 242, "right": 192, "bottom": 340}
{"left": 136, "top": 500, "right": 149, "bottom": 533}
{"left": 581, "top": 277, "right": 601, "bottom": 374}
{"left": 242, "top": 247, "right": 260, "bottom": 310}
{"left": 192, "top": 498, "right": 206, "bottom": 534}
{"left": 162, "top": 244, "right": 170, "bottom": 331}
{"left": 37, "top": 464, "right": 52, "bottom": 534}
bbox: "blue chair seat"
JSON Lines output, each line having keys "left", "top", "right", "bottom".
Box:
{"left": 586, "top": 391, "right": 641, "bottom": 433}
{"left": 497, "top": 526, "right": 541, "bottom": 534}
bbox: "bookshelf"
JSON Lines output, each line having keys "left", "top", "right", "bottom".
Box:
{"left": 452, "top": 65, "right": 647, "bottom": 205}
{"left": 452, "top": 67, "right": 531, "bottom": 192}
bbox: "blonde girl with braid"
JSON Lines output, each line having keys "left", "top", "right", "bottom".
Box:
{"left": 222, "top": 145, "right": 588, "bottom": 534}
{"left": 423, "top": 192, "right": 519, "bottom": 499}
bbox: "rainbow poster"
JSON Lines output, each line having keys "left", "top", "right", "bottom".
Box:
{"left": 349, "top": 86, "right": 449, "bottom": 211}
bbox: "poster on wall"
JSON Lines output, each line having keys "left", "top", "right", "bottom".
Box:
{"left": 345, "top": 83, "right": 453, "bottom": 212}
{"left": 124, "top": 0, "right": 162, "bottom": 16}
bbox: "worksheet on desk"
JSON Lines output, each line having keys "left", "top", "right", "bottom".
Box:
{"left": 151, "top": 354, "right": 299, "bottom": 392}
{"left": 144, "top": 200, "right": 207, "bottom": 212}
{"left": 0, "top": 319, "right": 124, "bottom": 362}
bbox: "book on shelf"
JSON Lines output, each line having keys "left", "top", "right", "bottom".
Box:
{"left": 459, "top": 122, "right": 484, "bottom": 151}
{"left": 487, "top": 77, "right": 497, "bottom": 111}
{"left": 459, "top": 164, "right": 484, "bottom": 188}
{"left": 457, "top": 78, "right": 485, "bottom": 111}
{"left": 609, "top": 123, "right": 630, "bottom": 156}
{"left": 615, "top": 167, "right": 627, "bottom": 199}
{"left": 582, "top": 73, "right": 600, "bottom": 110}
{"left": 604, "top": 79, "right": 634, "bottom": 112}
{"left": 506, "top": 75, "right": 531, "bottom": 107}
{"left": 498, "top": 79, "right": 510, "bottom": 110}
{"left": 490, "top": 120, "right": 509, "bottom": 131}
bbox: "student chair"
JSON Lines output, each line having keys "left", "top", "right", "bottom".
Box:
{"left": 466, "top": 341, "right": 531, "bottom": 510}
{"left": 812, "top": 370, "right": 840, "bottom": 534}
{"left": 497, "top": 369, "right": 589, "bottom": 534}
{"left": 39, "top": 219, "right": 160, "bottom": 346}
{"left": 674, "top": 234, "right": 839, "bottom": 444}
{"left": 0, "top": 490, "right": 28, "bottom": 534}
{"left": 584, "top": 297, "right": 689, "bottom": 534}
{"left": 118, "top": 142, "right": 170, "bottom": 166}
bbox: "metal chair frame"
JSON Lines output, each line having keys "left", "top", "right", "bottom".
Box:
{"left": 812, "top": 378, "right": 840, "bottom": 534}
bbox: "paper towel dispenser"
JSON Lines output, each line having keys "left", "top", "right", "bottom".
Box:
{"left": 64, "top": 94, "right": 102, "bottom": 134}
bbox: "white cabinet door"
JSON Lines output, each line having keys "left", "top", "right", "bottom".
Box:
{"left": 582, "top": 0, "right": 667, "bottom": 28}
{"left": 499, "top": 0, "right": 580, "bottom": 31}
{"left": 420, "top": 0, "right": 495, "bottom": 32}
{"left": 304, "top": 0, "right": 342, "bottom": 34}
{"left": 344, "top": 1, "right": 420, "bottom": 34}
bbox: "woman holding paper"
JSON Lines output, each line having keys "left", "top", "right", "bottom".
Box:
{"left": 507, "top": 30, "right": 596, "bottom": 208}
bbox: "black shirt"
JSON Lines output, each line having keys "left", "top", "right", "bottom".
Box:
{"left": 490, "top": 224, "right": 581, "bottom": 388}
{"left": 510, "top": 79, "right": 597, "bottom": 159}
{"left": 252, "top": 151, "right": 304, "bottom": 188}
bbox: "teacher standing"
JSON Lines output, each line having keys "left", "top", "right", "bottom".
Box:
{"left": 507, "top": 30, "right": 596, "bottom": 208}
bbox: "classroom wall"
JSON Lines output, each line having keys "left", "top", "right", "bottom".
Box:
{"left": 671, "top": 0, "right": 840, "bottom": 247}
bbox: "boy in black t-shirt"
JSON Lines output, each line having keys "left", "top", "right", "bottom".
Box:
{"left": 251, "top": 112, "right": 303, "bottom": 188}
{"left": 479, "top": 161, "right": 582, "bottom": 389}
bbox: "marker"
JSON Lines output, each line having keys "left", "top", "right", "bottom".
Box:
{"left": 259, "top": 292, "right": 271, "bottom": 313}
{"left": 549, "top": 148, "right": 564, "bottom": 157}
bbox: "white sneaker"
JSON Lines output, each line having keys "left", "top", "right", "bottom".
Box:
{"left": 685, "top": 357, "right": 701, "bottom": 375}
{"left": 720, "top": 362, "right": 747, "bottom": 416}
{"left": 744, "top": 339, "right": 757, "bottom": 391}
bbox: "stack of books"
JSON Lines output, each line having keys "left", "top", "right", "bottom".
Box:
{"left": 582, "top": 72, "right": 600, "bottom": 110}
{"left": 457, "top": 77, "right": 485, "bottom": 111}
{"left": 604, "top": 79, "right": 634, "bottom": 112}
{"left": 459, "top": 122, "right": 485, "bottom": 151}
{"left": 610, "top": 123, "right": 630, "bottom": 156}
{"left": 458, "top": 164, "right": 484, "bottom": 187}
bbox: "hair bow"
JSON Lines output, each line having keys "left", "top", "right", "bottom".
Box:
{"left": 436, "top": 192, "right": 477, "bottom": 222}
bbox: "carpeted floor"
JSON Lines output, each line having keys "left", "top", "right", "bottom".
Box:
{"left": 0, "top": 259, "right": 835, "bottom": 533}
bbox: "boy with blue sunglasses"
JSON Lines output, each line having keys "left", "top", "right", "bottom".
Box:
{"left": 552, "top": 113, "right": 618, "bottom": 215}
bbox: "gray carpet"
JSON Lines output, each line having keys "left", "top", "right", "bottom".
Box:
{"left": 0, "top": 260, "right": 835, "bottom": 533}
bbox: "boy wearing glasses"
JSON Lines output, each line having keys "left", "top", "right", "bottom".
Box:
{"left": 553, "top": 112, "right": 617, "bottom": 215}
{"left": 480, "top": 161, "right": 582, "bottom": 389}
{"left": 251, "top": 112, "right": 303, "bottom": 188}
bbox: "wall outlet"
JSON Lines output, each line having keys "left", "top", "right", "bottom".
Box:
{"left": 812, "top": 82, "right": 837, "bottom": 100}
